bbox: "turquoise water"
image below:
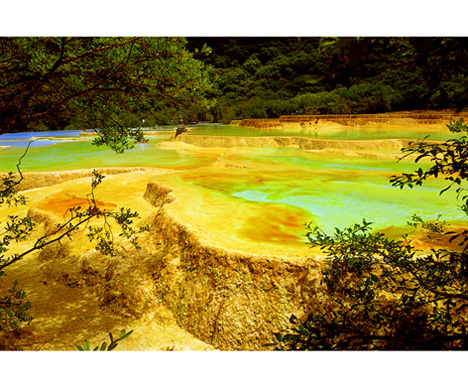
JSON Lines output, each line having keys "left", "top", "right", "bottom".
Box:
{"left": 0, "top": 131, "right": 83, "bottom": 149}
{"left": 230, "top": 175, "right": 463, "bottom": 234}
{"left": 1, "top": 126, "right": 464, "bottom": 234}
{"left": 0, "top": 124, "right": 453, "bottom": 151}
{"left": 0, "top": 134, "right": 215, "bottom": 172}
{"left": 176, "top": 147, "right": 465, "bottom": 233}
{"left": 186, "top": 125, "right": 454, "bottom": 140}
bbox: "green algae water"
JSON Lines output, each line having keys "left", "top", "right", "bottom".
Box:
{"left": 187, "top": 125, "right": 454, "bottom": 140}
{"left": 0, "top": 134, "right": 216, "bottom": 172}
{"left": 176, "top": 146, "right": 466, "bottom": 234}
{"left": 0, "top": 126, "right": 465, "bottom": 235}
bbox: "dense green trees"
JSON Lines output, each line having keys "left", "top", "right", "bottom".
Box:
{"left": 0, "top": 37, "right": 214, "bottom": 150}
{"left": 3, "top": 37, "right": 467, "bottom": 127}
{"left": 187, "top": 37, "right": 468, "bottom": 123}
{"left": 272, "top": 119, "right": 468, "bottom": 350}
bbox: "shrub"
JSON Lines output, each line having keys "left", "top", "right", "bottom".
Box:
{"left": 272, "top": 118, "right": 468, "bottom": 350}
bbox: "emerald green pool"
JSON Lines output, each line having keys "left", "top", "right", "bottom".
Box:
{"left": 0, "top": 126, "right": 465, "bottom": 235}
{"left": 0, "top": 134, "right": 209, "bottom": 172}
{"left": 177, "top": 146, "right": 465, "bottom": 233}
{"left": 176, "top": 125, "right": 454, "bottom": 141}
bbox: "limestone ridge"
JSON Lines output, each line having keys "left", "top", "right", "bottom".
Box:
{"left": 15, "top": 167, "right": 175, "bottom": 192}
{"left": 235, "top": 111, "right": 467, "bottom": 130}
{"left": 174, "top": 134, "right": 415, "bottom": 152}
{"left": 141, "top": 181, "right": 323, "bottom": 350}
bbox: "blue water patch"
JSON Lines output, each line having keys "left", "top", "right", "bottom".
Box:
{"left": 0, "top": 130, "right": 82, "bottom": 140}
{"left": 232, "top": 184, "right": 466, "bottom": 234}
{"left": 0, "top": 130, "right": 83, "bottom": 149}
{"left": 0, "top": 139, "right": 76, "bottom": 149}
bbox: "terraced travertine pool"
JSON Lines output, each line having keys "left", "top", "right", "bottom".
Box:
{"left": 0, "top": 125, "right": 465, "bottom": 242}
{"left": 1, "top": 122, "right": 467, "bottom": 351}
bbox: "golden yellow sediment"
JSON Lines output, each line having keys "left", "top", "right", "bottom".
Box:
{"left": 2, "top": 112, "right": 463, "bottom": 350}
{"left": 172, "top": 134, "right": 416, "bottom": 153}
{"left": 2, "top": 168, "right": 324, "bottom": 350}
{"left": 236, "top": 110, "right": 466, "bottom": 131}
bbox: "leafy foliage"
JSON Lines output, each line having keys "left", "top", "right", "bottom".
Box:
{"left": 390, "top": 117, "right": 468, "bottom": 199}
{"left": 0, "top": 37, "right": 214, "bottom": 151}
{"left": 0, "top": 37, "right": 212, "bottom": 349}
{"left": 188, "top": 37, "right": 468, "bottom": 122}
{"left": 273, "top": 221, "right": 468, "bottom": 350}
{"left": 0, "top": 279, "right": 32, "bottom": 335}
{"left": 0, "top": 164, "right": 147, "bottom": 347}
{"left": 1, "top": 169, "right": 148, "bottom": 275}
{"left": 5, "top": 37, "right": 465, "bottom": 126}
{"left": 407, "top": 214, "right": 446, "bottom": 234}
{"left": 76, "top": 329, "right": 134, "bottom": 351}
{"left": 273, "top": 118, "right": 468, "bottom": 350}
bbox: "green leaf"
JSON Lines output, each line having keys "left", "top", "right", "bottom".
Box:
{"left": 282, "top": 334, "right": 296, "bottom": 342}
{"left": 108, "top": 343, "right": 118, "bottom": 351}
{"left": 289, "top": 315, "right": 298, "bottom": 324}
{"left": 119, "top": 329, "right": 133, "bottom": 341}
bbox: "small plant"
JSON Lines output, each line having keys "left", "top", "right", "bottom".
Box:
{"left": 0, "top": 278, "right": 32, "bottom": 334}
{"left": 272, "top": 118, "right": 468, "bottom": 350}
{"left": 76, "top": 329, "right": 133, "bottom": 351}
{"left": 407, "top": 213, "right": 446, "bottom": 234}
{"left": 0, "top": 149, "right": 146, "bottom": 349}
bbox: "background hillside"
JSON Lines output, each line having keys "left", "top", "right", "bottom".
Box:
{"left": 17, "top": 37, "right": 464, "bottom": 129}
{"left": 184, "top": 37, "right": 468, "bottom": 123}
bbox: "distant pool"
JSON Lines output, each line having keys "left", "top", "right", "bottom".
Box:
{"left": 0, "top": 124, "right": 456, "bottom": 174}
{"left": 184, "top": 125, "right": 454, "bottom": 141}
{"left": 0, "top": 123, "right": 454, "bottom": 149}
{"left": 0, "top": 131, "right": 82, "bottom": 140}
{"left": 0, "top": 130, "right": 83, "bottom": 149}
{"left": 0, "top": 131, "right": 211, "bottom": 172}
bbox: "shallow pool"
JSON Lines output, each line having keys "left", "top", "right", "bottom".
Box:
{"left": 179, "top": 125, "right": 454, "bottom": 141}
{"left": 1, "top": 126, "right": 465, "bottom": 235}
{"left": 0, "top": 133, "right": 218, "bottom": 172}
{"left": 171, "top": 146, "right": 465, "bottom": 234}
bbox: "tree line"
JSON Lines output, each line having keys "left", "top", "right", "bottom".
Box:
{"left": 185, "top": 37, "right": 468, "bottom": 123}
{"left": 3, "top": 37, "right": 468, "bottom": 129}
